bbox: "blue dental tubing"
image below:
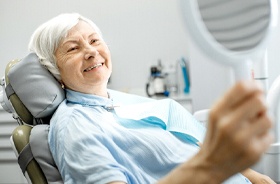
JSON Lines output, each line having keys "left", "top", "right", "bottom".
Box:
{"left": 180, "top": 57, "right": 190, "bottom": 94}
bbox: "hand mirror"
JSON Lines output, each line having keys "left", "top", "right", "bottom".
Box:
{"left": 181, "top": 1, "right": 279, "bottom": 180}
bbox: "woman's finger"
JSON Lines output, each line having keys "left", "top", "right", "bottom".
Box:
{"left": 216, "top": 81, "right": 263, "bottom": 111}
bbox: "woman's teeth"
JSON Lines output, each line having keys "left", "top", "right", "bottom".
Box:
{"left": 84, "top": 63, "right": 102, "bottom": 72}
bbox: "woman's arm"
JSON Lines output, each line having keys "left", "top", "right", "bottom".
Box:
{"left": 158, "top": 151, "right": 225, "bottom": 183}
{"left": 242, "top": 168, "right": 276, "bottom": 184}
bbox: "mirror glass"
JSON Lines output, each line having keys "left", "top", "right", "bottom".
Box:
{"left": 198, "top": 0, "right": 270, "bottom": 51}
{"left": 181, "top": 0, "right": 276, "bottom": 80}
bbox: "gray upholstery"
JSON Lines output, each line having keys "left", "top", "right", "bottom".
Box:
{"left": 30, "top": 125, "right": 62, "bottom": 183}
{"left": 4, "top": 53, "right": 65, "bottom": 183}
{"left": 7, "top": 52, "right": 65, "bottom": 118}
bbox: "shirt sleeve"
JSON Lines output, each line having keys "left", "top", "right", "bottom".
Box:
{"left": 50, "top": 109, "right": 128, "bottom": 184}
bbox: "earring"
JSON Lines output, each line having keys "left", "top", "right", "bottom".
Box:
{"left": 61, "top": 82, "right": 65, "bottom": 89}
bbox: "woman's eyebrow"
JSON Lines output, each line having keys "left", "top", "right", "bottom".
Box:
{"left": 62, "top": 39, "right": 79, "bottom": 47}
{"left": 61, "top": 32, "right": 99, "bottom": 47}
{"left": 88, "top": 32, "right": 98, "bottom": 38}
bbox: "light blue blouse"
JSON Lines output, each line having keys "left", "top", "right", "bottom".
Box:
{"left": 48, "top": 89, "right": 251, "bottom": 184}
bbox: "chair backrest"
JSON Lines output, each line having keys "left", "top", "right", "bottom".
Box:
{"left": 1, "top": 53, "right": 65, "bottom": 183}
{"left": 11, "top": 124, "right": 63, "bottom": 184}
{"left": 4, "top": 53, "right": 65, "bottom": 124}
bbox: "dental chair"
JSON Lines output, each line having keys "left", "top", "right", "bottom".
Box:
{"left": 0, "top": 53, "right": 206, "bottom": 184}
{"left": 0, "top": 53, "right": 64, "bottom": 184}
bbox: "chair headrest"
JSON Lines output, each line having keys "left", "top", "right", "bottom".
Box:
{"left": 5, "top": 53, "right": 65, "bottom": 124}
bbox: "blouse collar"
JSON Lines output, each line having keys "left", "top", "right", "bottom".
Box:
{"left": 65, "top": 89, "right": 114, "bottom": 109}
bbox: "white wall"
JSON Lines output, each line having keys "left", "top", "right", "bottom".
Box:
{"left": 1, "top": 0, "right": 280, "bottom": 112}
{"left": 0, "top": 0, "right": 190, "bottom": 90}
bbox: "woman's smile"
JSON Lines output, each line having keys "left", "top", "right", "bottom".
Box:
{"left": 84, "top": 63, "right": 104, "bottom": 72}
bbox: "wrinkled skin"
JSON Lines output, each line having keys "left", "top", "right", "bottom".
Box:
{"left": 55, "top": 21, "right": 112, "bottom": 97}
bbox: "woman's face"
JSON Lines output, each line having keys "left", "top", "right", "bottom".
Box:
{"left": 55, "top": 21, "right": 112, "bottom": 94}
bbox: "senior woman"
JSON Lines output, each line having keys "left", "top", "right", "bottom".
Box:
{"left": 28, "top": 13, "right": 274, "bottom": 184}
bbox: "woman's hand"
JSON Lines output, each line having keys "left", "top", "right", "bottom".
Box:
{"left": 242, "top": 168, "right": 276, "bottom": 184}
{"left": 200, "top": 81, "right": 274, "bottom": 182}
{"left": 158, "top": 81, "right": 274, "bottom": 184}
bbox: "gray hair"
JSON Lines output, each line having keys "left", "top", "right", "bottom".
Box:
{"left": 28, "top": 13, "right": 103, "bottom": 81}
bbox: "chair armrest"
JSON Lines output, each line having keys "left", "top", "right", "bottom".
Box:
{"left": 193, "top": 109, "right": 210, "bottom": 127}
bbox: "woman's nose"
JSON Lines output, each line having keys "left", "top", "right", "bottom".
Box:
{"left": 84, "top": 45, "right": 98, "bottom": 60}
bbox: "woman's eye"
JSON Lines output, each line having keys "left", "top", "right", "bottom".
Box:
{"left": 90, "top": 39, "right": 99, "bottom": 45}
{"left": 67, "top": 47, "right": 78, "bottom": 52}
